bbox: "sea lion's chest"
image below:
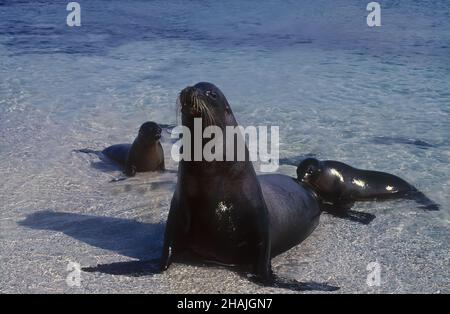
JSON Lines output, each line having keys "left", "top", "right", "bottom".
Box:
{"left": 127, "top": 142, "right": 163, "bottom": 171}
{"left": 182, "top": 176, "right": 256, "bottom": 263}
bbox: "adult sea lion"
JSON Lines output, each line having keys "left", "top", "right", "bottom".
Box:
{"left": 159, "top": 82, "right": 322, "bottom": 284}
{"left": 296, "top": 158, "right": 439, "bottom": 211}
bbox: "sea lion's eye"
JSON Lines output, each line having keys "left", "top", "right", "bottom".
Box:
{"left": 206, "top": 90, "right": 217, "bottom": 99}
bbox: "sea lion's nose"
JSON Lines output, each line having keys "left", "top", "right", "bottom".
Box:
{"left": 180, "top": 86, "right": 199, "bottom": 108}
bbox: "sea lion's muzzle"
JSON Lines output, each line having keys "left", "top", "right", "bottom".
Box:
{"left": 180, "top": 86, "right": 204, "bottom": 117}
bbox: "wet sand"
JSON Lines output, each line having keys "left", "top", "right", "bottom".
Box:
{"left": 1, "top": 148, "right": 448, "bottom": 293}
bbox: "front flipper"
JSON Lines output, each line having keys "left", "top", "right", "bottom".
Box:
{"left": 341, "top": 210, "right": 376, "bottom": 225}
{"left": 255, "top": 239, "right": 273, "bottom": 285}
{"left": 319, "top": 200, "right": 354, "bottom": 217}
{"left": 407, "top": 190, "right": 440, "bottom": 211}
{"left": 73, "top": 148, "right": 102, "bottom": 156}
{"left": 160, "top": 194, "right": 190, "bottom": 272}
{"left": 321, "top": 203, "right": 376, "bottom": 225}
{"left": 244, "top": 272, "right": 340, "bottom": 292}
{"left": 158, "top": 157, "right": 166, "bottom": 171}
{"left": 254, "top": 204, "right": 273, "bottom": 284}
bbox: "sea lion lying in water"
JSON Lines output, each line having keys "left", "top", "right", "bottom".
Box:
{"left": 296, "top": 158, "right": 439, "bottom": 212}
{"left": 76, "top": 121, "right": 165, "bottom": 177}
{"left": 102, "top": 121, "right": 165, "bottom": 176}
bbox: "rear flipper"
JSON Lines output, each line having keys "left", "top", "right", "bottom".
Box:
{"left": 407, "top": 189, "right": 439, "bottom": 211}
{"left": 75, "top": 148, "right": 131, "bottom": 182}
{"left": 321, "top": 202, "right": 376, "bottom": 225}
{"left": 244, "top": 272, "right": 340, "bottom": 292}
{"left": 73, "top": 148, "right": 102, "bottom": 157}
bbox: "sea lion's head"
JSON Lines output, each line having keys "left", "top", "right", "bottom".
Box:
{"left": 138, "top": 121, "right": 162, "bottom": 144}
{"left": 297, "top": 158, "right": 322, "bottom": 185}
{"left": 178, "top": 82, "right": 235, "bottom": 129}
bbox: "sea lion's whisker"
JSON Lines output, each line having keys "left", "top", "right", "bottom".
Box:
{"left": 198, "top": 99, "right": 215, "bottom": 127}
{"left": 206, "top": 106, "right": 216, "bottom": 126}
{"left": 201, "top": 98, "right": 215, "bottom": 125}
{"left": 176, "top": 91, "right": 216, "bottom": 126}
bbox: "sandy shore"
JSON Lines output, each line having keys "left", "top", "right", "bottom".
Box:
{"left": 1, "top": 144, "right": 448, "bottom": 293}
{"left": 1, "top": 0, "right": 449, "bottom": 295}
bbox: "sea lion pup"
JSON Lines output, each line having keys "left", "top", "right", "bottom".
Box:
{"left": 160, "top": 82, "right": 322, "bottom": 285}
{"left": 296, "top": 158, "right": 439, "bottom": 211}
{"left": 102, "top": 121, "right": 165, "bottom": 176}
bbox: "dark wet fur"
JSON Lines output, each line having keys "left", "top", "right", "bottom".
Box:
{"left": 73, "top": 148, "right": 127, "bottom": 177}
{"left": 279, "top": 154, "right": 317, "bottom": 167}
{"left": 336, "top": 210, "right": 376, "bottom": 225}
{"left": 83, "top": 259, "right": 160, "bottom": 277}
{"left": 404, "top": 189, "right": 440, "bottom": 211}
{"left": 339, "top": 187, "right": 440, "bottom": 211}
{"left": 73, "top": 148, "right": 101, "bottom": 156}
{"left": 297, "top": 158, "right": 440, "bottom": 213}
{"left": 322, "top": 205, "right": 377, "bottom": 225}
{"left": 318, "top": 188, "right": 438, "bottom": 224}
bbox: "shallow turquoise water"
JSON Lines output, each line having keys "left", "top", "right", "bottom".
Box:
{"left": 0, "top": 0, "right": 448, "bottom": 293}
